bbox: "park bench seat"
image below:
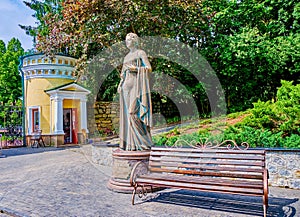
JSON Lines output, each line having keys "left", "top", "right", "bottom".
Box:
{"left": 130, "top": 146, "right": 269, "bottom": 217}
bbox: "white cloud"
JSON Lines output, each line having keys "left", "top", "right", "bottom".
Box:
{"left": 0, "top": 0, "right": 37, "bottom": 51}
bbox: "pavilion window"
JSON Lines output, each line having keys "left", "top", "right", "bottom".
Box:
{"left": 28, "top": 107, "right": 41, "bottom": 134}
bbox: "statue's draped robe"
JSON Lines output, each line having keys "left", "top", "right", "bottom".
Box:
{"left": 119, "top": 57, "right": 152, "bottom": 151}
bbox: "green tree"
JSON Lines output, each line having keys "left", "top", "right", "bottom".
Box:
{"left": 205, "top": 0, "right": 300, "bottom": 112}
{"left": 0, "top": 38, "right": 24, "bottom": 105}
{"left": 19, "top": 0, "right": 62, "bottom": 48}
{"left": 24, "top": 0, "right": 300, "bottom": 116}
{"left": 32, "top": 0, "right": 213, "bottom": 116}
{"left": 0, "top": 40, "right": 6, "bottom": 55}
{"left": 34, "top": 0, "right": 207, "bottom": 56}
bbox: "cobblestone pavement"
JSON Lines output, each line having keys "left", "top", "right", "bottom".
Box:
{"left": 0, "top": 146, "right": 299, "bottom": 217}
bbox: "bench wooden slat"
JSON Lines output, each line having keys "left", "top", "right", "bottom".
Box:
{"left": 150, "top": 156, "right": 265, "bottom": 167}
{"left": 151, "top": 147, "right": 265, "bottom": 155}
{"left": 150, "top": 167, "right": 263, "bottom": 179}
{"left": 135, "top": 177, "right": 263, "bottom": 195}
{"left": 139, "top": 173, "right": 263, "bottom": 189}
{"left": 150, "top": 151, "right": 265, "bottom": 160}
{"left": 149, "top": 162, "right": 265, "bottom": 173}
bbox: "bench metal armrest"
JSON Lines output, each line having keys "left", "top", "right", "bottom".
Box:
{"left": 130, "top": 161, "right": 149, "bottom": 187}
{"left": 263, "top": 168, "right": 269, "bottom": 190}
{"left": 263, "top": 168, "right": 269, "bottom": 215}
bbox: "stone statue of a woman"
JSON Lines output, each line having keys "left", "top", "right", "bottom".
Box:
{"left": 118, "top": 33, "right": 153, "bottom": 151}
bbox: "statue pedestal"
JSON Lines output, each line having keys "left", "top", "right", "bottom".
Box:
{"left": 107, "top": 149, "right": 150, "bottom": 193}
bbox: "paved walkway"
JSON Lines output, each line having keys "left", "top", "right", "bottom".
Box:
{"left": 0, "top": 146, "right": 299, "bottom": 217}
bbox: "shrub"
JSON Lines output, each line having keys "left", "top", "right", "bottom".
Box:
{"left": 153, "top": 81, "right": 299, "bottom": 149}
{"left": 223, "top": 125, "right": 300, "bottom": 148}
{"left": 152, "top": 134, "right": 168, "bottom": 146}
{"left": 238, "top": 80, "right": 300, "bottom": 136}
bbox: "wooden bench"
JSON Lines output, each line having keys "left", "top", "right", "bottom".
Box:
{"left": 130, "top": 142, "right": 269, "bottom": 217}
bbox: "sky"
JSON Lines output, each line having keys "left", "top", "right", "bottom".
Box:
{"left": 0, "top": 0, "right": 37, "bottom": 51}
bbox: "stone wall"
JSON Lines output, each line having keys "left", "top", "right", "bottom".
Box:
{"left": 266, "top": 150, "right": 300, "bottom": 189}
{"left": 89, "top": 102, "right": 120, "bottom": 135}
{"left": 89, "top": 100, "right": 180, "bottom": 135}
{"left": 92, "top": 145, "right": 300, "bottom": 189}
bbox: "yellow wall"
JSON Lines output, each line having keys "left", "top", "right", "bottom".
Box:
{"left": 25, "top": 78, "right": 74, "bottom": 134}
{"left": 64, "top": 99, "right": 79, "bottom": 108}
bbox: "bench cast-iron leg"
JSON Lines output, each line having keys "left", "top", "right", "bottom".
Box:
{"left": 132, "top": 185, "right": 137, "bottom": 205}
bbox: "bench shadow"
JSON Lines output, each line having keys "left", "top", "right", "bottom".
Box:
{"left": 141, "top": 189, "right": 298, "bottom": 217}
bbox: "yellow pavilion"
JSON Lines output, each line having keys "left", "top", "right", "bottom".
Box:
{"left": 20, "top": 53, "right": 90, "bottom": 147}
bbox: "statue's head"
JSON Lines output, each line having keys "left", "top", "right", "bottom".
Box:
{"left": 125, "top": 33, "right": 139, "bottom": 49}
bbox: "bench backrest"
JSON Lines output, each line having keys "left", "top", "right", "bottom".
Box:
{"left": 149, "top": 147, "right": 266, "bottom": 181}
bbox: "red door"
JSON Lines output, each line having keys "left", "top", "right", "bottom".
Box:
{"left": 72, "top": 109, "right": 78, "bottom": 144}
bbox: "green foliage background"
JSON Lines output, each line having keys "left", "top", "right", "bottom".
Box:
{"left": 22, "top": 0, "right": 299, "bottom": 115}
{"left": 21, "top": 1, "right": 299, "bottom": 147}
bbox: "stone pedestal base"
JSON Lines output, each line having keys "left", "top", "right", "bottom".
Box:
{"left": 107, "top": 149, "right": 150, "bottom": 193}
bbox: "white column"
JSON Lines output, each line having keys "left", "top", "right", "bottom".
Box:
{"left": 80, "top": 97, "right": 89, "bottom": 133}
{"left": 52, "top": 96, "right": 64, "bottom": 134}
